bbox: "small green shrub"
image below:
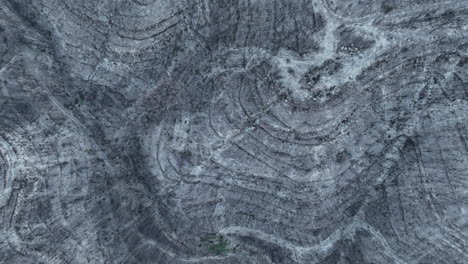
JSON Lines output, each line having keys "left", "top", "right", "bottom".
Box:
{"left": 199, "top": 234, "right": 229, "bottom": 255}
{"left": 208, "top": 239, "right": 228, "bottom": 255}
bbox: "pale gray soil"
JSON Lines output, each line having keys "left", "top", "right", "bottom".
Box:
{"left": 1, "top": 0, "right": 468, "bottom": 263}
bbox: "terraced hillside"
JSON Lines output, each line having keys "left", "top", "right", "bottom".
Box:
{"left": 0, "top": 0, "right": 468, "bottom": 263}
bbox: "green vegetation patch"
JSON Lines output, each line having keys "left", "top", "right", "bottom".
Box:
{"left": 199, "top": 234, "right": 229, "bottom": 255}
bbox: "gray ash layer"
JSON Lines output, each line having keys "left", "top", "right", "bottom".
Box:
{"left": 1, "top": 0, "right": 468, "bottom": 263}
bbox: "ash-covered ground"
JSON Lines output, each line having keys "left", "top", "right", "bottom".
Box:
{"left": 1, "top": 0, "right": 468, "bottom": 263}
